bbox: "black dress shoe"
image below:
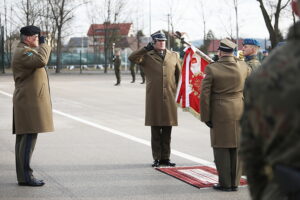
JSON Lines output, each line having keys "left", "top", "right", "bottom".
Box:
{"left": 18, "top": 178, "right": 45, "bottom": 187}
{"left": 140, "top": 82, "right": 145, "bottom": 84}
{"left": 160, "top": 159, "right": 176, "bottom": 167}
{"left": 213, "top": 184, "right": 232, "bottom": 192}
{"left": 114, "top": 83, "right": 120, "bottom": 86}
{"left": 131, "top": 80, "right": 135, "bottom": 83}
{"left": 152, "top": 160, "right": 160, "bottom": 167}
{"left": 231, "top": 186, "right": 238, "bottom": 191}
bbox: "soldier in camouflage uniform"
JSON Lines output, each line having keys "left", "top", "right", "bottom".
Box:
{"left": 240, "top": 1, "right": 300, "bottom": 199}
{"left": 242, "top": 38, "right": 261, "bottom": 72}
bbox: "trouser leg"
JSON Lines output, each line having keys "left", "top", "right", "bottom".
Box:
{"left": 161, "top": 126, "right": 172, "bottom": 160}
{"left": 151, "top": 126, "right": 161, "bottom": 160}
{"left": 230, "top": 148, "right": 242, "bottom": 187}
{"left": 213, "top": 148, "right": 232, "bottom": 188}
{"left": 15, "top": 133, "right": 38, "bottom": 183}
{"left": 130, "top": 69, "right": 135, "bottom": 82}
{"left": 115, "top": 69, "right": 120, "bottom": 83}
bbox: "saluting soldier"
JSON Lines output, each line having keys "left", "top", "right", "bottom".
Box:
{"left": 128, "top": 30, "right": 181, "bottom": 167}
{"left": 242, "top": 38, "right": 261, "bottom": 72}
{"left": 113, "top": 50, "right": 121, "bottom": 86}
{"left": 240, "top": 0, "right": 300, "bottom": 199}
{"left": 12, "top": 25, "right": 53, "bottom": 186}
{"left": 200, "top": 39, "right": 251, "bottom": 191}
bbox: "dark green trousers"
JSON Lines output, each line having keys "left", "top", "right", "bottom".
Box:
{"left": 151, "top": 126, "right": 172, "bottom": 160}
{"left": 130, "top": 67, "right": 135, "bottom": 82}
{"left": 114, "top": 68, "right": 120, "bottom": 84}
{"left": 15, "top": 133, "right": 38, "bottom": 183}
{"left": 213, "top": 148, "right": 242, "bottom": 188}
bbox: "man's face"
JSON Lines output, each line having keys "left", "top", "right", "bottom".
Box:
{"left": 154, "top": 40, "right": 166, "bottom": 51}
{"left": 26, "top": 34, "right": 39, "bottom": 47}
{"left": 242, "top": 44, "right": 255, "bottom": 56}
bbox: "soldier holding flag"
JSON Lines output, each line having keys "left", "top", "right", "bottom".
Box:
{"left": 200, "top": 39, "right": 251, "bottom": 191}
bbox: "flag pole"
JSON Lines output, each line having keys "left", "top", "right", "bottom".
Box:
{"left": 173, "top": 31, "right": 214, "bottom": 63}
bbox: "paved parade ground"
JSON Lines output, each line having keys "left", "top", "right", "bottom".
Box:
{"left": 0, "top": 73, "right": 251, "bottom": 200}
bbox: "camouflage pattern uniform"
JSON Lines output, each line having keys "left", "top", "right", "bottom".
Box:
{"left": 244, "top": 55, "right": 261, "bottom": 72}
{"left": 240, "top": 22, "right": 300, "bottom": 200}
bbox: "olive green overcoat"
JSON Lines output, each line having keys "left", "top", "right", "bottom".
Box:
{"left": 12, "top": 42, "right": 53, "bottom": 134}
{"left": 129, "top": 48, "right": 181, "bottom": 126}
{"left": 200, "top": 56, "right": 250, "bottom": 147}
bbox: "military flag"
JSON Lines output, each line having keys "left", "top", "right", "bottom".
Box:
{"left": 175, "top": 46, "right": 211, "bottom": 118}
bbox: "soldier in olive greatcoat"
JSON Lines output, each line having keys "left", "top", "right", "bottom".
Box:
{"left": 200, "top": 39, "right": 251, "bottom": 191}
{"left": 12, "top": 25, "right": 53, "bottom": 186}
{"left": 128, "top": 30, "right": 181, "bottom": 167}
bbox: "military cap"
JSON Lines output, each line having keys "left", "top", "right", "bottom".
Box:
{"left": 151, "top": 30, "right": 167, "bottom": 41}
{"left": 20, "top": 25, "right": 41, "bottom": 36}
{"left": 218, "top": 38, "right": 237, "bottom": 52}
{"left": 243, "top": 38, "right": 260, "bottom": 47}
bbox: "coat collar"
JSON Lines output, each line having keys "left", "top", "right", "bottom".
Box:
{"left": 149, "top": 49, "right": 171, "bottom": 62}
{"left": 218, "top": 55, "right": 236, "bottom": 62}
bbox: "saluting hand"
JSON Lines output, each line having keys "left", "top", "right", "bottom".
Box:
{"left": 144, "top": 42, "right": 154, "bottom": 51}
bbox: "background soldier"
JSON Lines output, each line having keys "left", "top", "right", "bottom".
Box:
{"left": 242, "top": 38, "right": 261, "bottom": 72}
{"left": 12, "top": 25, "right": 53, "bottom": 186}
{"left": 200, "top": 39, "right": 251, "bottom": 192}
{"left": 128, "top": 30, "right": 181, "bottom": 167}
{"left": 113, "top": 50, "right": 121, "bottom": 86}
{"left": 262, "top": 50, "right": 269, "bottom": 61}
{"left": 240, "top": 0, "right": 300, "bottom": 199}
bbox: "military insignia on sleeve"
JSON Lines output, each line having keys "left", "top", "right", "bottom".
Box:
{"left": 23, "top": 46, "right": 37, "bottom": 57}
{"left": 25, "top": 52, "right": 33, "bottom": 56}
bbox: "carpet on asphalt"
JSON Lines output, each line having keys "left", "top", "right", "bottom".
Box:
{"left": 156, "top": 165, "right": 247, "bottom": 189}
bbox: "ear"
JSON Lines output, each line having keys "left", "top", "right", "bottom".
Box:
{"left": 292, "top": 0, "right": 300, "bottom": 16}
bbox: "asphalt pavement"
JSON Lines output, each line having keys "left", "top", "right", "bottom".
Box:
{"left": 0, "top": 73, "right": 251, "bottom": 200}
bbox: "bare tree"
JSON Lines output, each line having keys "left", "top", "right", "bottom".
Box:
{"left": 48, "top": 0, "right": 86, "bottom": 73}
{"left": 197, "top": 0, "right": 206, "bottom": 42}
{"left": 101, "top": 0, "right": 127, "bottom": 73}
{"left": 257, "top": 0, "right": 291, "bottom": 48}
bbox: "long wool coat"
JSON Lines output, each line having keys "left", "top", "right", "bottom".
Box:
{"left": 129, "top": 48, "right": 181, "bottom": 126}
{"left": 12, "top": 42, "right": 53, "bottom": 134}
{"left": 200, "top": 56, "right": 250, "bottom": 148}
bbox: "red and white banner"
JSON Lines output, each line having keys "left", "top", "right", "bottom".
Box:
{"left": 176, "top": 46, "right": 210, "bottom": 118}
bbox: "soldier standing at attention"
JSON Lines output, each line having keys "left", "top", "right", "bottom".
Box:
{"left": 240, "top": 0, "right": 300, "bottom": 199}
{"left": 128, "top": 30, "right": 181, "bottom": 167}
{"left": 200, "top": 39, "right": 251, "bottom": 192}
{"left": 242, "top": 38, "right": 261, "bottom": 72}
{"left": 12, "top": 25, "right": 53, "bottom": 186}
{"left": 113, "top": 50, "right": 121, "bottom": 86}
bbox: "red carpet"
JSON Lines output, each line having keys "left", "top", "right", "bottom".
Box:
{"left": 156, "top": 166, "right": 247, "bottom": 189}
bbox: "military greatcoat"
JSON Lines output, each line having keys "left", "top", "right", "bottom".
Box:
{"left": 200, "top": 56, "right": 250, "bottom": 148}
{"left": 129, "top": 48, "right": 181, "bottom": 126}
{"left": 12, "top": 43, "right": 53, "bottom": 134}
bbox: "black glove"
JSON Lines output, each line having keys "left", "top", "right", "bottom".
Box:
{"left": 39, "top": 36, "right": 45, "bottom": 44}
{"left": 205, "top": 121, "right": 213, "bottom": 128}
{"left": 144, "top": 42, "right": 154, "bottom": 51}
